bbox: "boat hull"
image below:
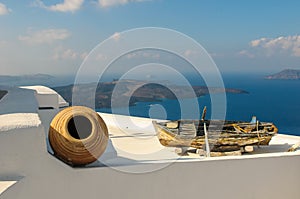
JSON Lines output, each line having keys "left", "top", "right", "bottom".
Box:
{"left": 153, "top": 120, "right": 278, "bottom": 152}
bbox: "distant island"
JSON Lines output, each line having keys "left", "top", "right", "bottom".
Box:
{"left": 265, "top": 69, "right": 300, "bottom": 80}
{"left": 53, "top": 79, "right": 248, "bottom": 109}
{"left": 0, "top": 74, "right": 54, "bottom": 87}
{"left": 0, "top": 90, "right": 8, "bottom": 101}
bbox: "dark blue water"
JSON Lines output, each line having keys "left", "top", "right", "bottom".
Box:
{"left": 98, "top": 74, "right": 300, "bottom": 136}
{"left": 223, "top": 75, "right": 300, "bottom": 135}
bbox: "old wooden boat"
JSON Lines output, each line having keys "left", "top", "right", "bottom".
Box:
{"left": 153, "top": 117, "right": 278, "bottom": 154}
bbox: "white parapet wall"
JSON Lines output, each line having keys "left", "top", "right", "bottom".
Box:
{"left": 20, "top": 86, "right": 69, "bottom": 109}
{"left": 0, "top": 86, "right": 300, "bottom": 199}
{"left": 0, "top": 119, "right": 300, "bottom": 199}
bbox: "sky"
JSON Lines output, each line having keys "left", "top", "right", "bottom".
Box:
{"left": 0, "top": 0, "right": 300, "bottom": 76}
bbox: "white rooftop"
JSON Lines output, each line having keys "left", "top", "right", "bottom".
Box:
{"left": 97, "top": 113, "right": 300, "bottom": 167}
{"left": 0, "top": 86, "right": 300, "bottom": 199}
{"left": 0, "top": 113, "right": 41, "bottom": 132}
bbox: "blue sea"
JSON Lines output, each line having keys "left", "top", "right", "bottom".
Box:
{"left": 98, "top": 74, "right": 300, "bottom": 136}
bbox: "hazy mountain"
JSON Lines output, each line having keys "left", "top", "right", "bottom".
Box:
{"left": 265, "top": 69, "right": 300, "bottom": 80}
{"left": 0, "top": 74, "right": 76, "bottom": 87}
{"left": 0, "top": 74, "right": 55, "bottom": 87}
{"left": 53, "top": 79, "right": 248, "bottom": 109}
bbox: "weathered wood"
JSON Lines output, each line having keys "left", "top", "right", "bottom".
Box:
{"left": 166, "top": 122, "right": 178, "bottom": 129}
{"left": 158, "top": 127, "right": 273, "bottom": 149}
{"left": 288, "top": 142, "right": 300, "bottom": 152}
{"left": 189, "top": 149, "right": 243, "bottom": 157}
{"left": 201, "top": 106, "right": 207, "bottom": 121}
{"left": 153, "top": 118, "right": 277, "bottom": 157}
{"left": 240, "top": 146, "right": 254, "bottom": 153}
{"left": 212, "top": 145, "right": 241, "bottom": 152}
{"left": 187, "top": 152, "right": 202, "bottom": 158}
{"left": 210, "top": 150, "right": 242, "bottom": 157}
{"left": 196, "top": 149, "right": 206, "bottom": 156}
{"left": 244, "top": 146, "right": 254, "bottom": 153}
{"left": 175, "top": 147, "right": 189, "bottom": 155}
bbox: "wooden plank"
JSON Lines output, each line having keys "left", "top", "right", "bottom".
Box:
{"left": 288, "top": 142, "right": 300, "bottom": 152}
{"left": 210, "top": 150, "right": 242, "bottom": 157}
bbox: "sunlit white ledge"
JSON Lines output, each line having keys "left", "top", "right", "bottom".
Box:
{"left": 0, "top": 86, "right": 299, "bottom": 199}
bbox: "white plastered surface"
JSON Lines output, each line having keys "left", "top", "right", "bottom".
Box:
{"left": 0, "top": 113, "right": 41, "bottom": 132}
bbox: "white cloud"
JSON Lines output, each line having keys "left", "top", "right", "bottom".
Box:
{"left": 19, "top": 29, "right": 71, "bottom": 45}
{"left": 54, "top": 48, "right": 108, "bottom": 61}
{"left": 125, "top": 51, "right": 160, "bottom": 59}
{"left": 248, "top": 35, "right": 300, "bottom": 57}
{"left": 111, "top": 32, "right": 121, "bottom": 41}
{"left": 126, "top": 52, "right": 137, "bottom": 59}
{"left": 250, "top": 38, "right": 263, "bottom": 47}
{"left": 99, "top": 0, "right": 149, "bottom": 8}
{"left": 34, "top": 0, "right": 84, "bottom": 12}
{"left": 64, "top": 49, "right": 78, "bottom": 59}
{"left": 95, "top": 53, "right": 108, "bottom": 61}
{"left": 293, "top": 47, "right": 300, "bottom": 57}
{"left": 53, "top": 46, "right": 87, "bottom": 60}
{"left": 0, "top": 3, "right": 11, "bottom": 15}
{"left": 34, "top": 0, "right": 150, "bottom": 11}
{"left": 184, "top": 49, "right": 201, "bottom": 57}
{"left": 237, "top": 50, "right": 254, "bottom": 58}
{"left": 80, "top": 52, "right": 88, "bottom": 60}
